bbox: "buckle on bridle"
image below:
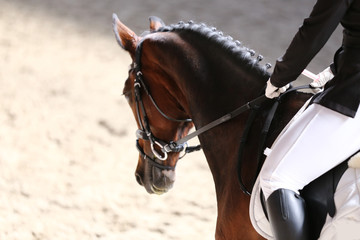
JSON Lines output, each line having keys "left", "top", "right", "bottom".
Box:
{"left": 163, "top": 141, "right": 185, "bottom": 153}
{"left": 136, "top": 129, "right": 149, "bottom": 140}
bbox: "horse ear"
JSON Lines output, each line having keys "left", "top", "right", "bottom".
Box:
{"left": 112, "top": 13, "right": 139, "bottom": 55}
{"left": 149, "top": 16, "right": 165, "bottom": 32}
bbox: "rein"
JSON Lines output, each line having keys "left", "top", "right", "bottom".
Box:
{"left": 133, "top": 38, "right": 314, "bottom": 173}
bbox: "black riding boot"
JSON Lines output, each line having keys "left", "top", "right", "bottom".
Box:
{"left": 266, "top": 188, "right": 310, "bottom": 240}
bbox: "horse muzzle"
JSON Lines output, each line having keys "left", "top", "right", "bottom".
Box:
{"left": 151, "top": 168, "right": 176, "bottom": 194}
{"left": 135, "top": 155, "right": 176, "bottom": 194}
{"left": 136, "top": 168, "right": 176, "bottom": 195}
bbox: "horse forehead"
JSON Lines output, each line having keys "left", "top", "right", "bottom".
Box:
{"left": 141, "top": 32, "right": 195, "bottom": 72}
{"left": 143, "top": 32, "right": 184, "bottom": 49}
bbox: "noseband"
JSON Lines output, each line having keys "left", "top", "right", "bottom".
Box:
{"left": 133, "top": 40, "right": 194, "bottom": 171}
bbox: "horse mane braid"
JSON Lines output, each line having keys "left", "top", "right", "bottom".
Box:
{"left": 155, "top": 20, "right": 271, "bottom": 76}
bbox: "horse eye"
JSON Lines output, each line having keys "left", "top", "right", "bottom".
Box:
{"left": 122, "top": 90, "right": 132, "bottom": 103}
{"left": 124, "top": 93, "right": 130, "bottom": 102}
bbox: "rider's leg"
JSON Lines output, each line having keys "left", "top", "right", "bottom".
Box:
{"left": 260, "top": 103, "right": 360, "bottom": 199}
{"left": 259, "top": 103, "right": 360, "bottom": 239}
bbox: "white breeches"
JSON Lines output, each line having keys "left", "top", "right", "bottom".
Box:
{"left": 260, "top": 102, "right": 360, "bottom": 200}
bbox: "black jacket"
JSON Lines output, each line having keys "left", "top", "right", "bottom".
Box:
{"left": 270, "top": 0, "right": 360, "bottom": 117}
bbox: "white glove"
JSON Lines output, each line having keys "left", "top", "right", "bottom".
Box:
{"left": 265, "top": 79, "right": 290, "bottom": 99}
{"left": 310, "top": 67, "right": 334, "bottom": 88}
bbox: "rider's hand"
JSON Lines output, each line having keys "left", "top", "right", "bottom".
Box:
{"left": 310, "top": 67, "right": 334, "bottom": 89}
{"left": 265, "top": 79, "right": 290, "bottom": 99}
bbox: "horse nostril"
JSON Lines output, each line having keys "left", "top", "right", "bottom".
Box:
{"left": 135, "top": 173, "right": 144, "bottom": 186}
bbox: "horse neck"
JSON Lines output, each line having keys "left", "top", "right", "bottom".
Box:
{"left": 181, "top": 48, "right": 269, "bottom": 239}
{"left": 142, "top": 32, "right": 271, "bottom": 239}
{"left": 153, "top": 33, "right": 269, "bottom": 123}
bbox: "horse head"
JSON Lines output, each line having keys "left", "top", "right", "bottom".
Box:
{"left": 113, "top": 14, "right": 194, "bottom": 194}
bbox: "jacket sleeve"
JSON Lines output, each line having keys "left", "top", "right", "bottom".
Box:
{"left": 270, "top": 0, "right": 351, "bottom": 88}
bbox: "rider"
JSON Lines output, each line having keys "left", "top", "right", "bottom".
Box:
{"left": 261, "top": 0, "right": 360, "bottom": 239}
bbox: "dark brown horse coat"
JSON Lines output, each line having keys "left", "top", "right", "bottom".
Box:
{"left": 113, "top": 15, "right": 312, "bottom": 239}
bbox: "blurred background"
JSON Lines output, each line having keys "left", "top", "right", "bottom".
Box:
{"left": 0, "top": 0, "right": 341, "bottom": 239}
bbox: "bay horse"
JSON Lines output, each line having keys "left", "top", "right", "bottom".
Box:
{"left": 112, "top": 15, "right": 357, "bottom": 239}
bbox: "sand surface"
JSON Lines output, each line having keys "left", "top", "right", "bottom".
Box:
{"left": 0, "top": 0, "right": 342, "bottom": 239}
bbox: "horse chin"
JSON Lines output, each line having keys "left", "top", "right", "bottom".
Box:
{"left": 144, "top": 166, "right": 176, "bottom": 195}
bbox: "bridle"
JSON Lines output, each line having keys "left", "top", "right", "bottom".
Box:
{"left": 133, "top": 40, "right": 195, "bottom": 171}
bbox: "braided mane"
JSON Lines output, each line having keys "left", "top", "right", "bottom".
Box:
{"left": 153, "top": 20, "right": 271, "bottom": 77}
